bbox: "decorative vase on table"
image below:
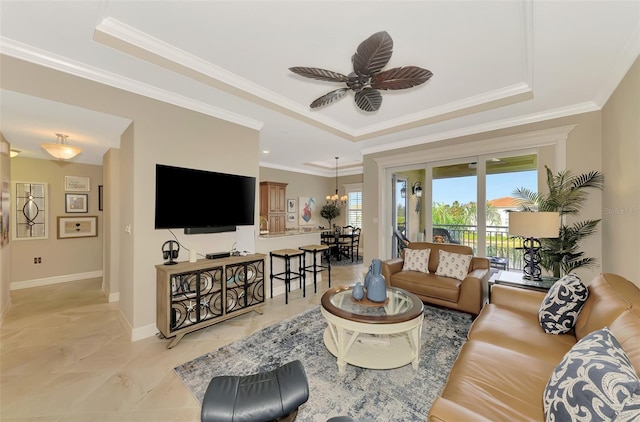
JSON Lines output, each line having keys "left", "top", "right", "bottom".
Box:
{"left": 352, "top": 282, "right": 365, "bottom": 301}
{"left": 366, "top": 259, "right": 387, "bottom": 302}
{"left": 364, "top": 263, "right": 373, "bottom": 289}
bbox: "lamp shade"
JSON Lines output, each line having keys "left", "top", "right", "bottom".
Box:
{"left": 40, "top": 133, "right": 82, "bottom": 160}
{"left": 508, "top": 212, "right": 560, "bottom": 238}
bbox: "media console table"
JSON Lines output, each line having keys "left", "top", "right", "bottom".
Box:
{"left": 156, "top": 254, "right": 265, "bottom": 348}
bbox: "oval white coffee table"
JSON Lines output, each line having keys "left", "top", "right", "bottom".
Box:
{"left": 320, "top": 285, "right": 424, "bottom": 373}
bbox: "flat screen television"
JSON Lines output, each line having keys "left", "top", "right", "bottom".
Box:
{"left": 155, "top": 164, "right": 256, "bottom": 234}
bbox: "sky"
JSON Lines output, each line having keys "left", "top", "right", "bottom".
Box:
{"left": 433, "top": 170, "right": 537, "bottom": 205}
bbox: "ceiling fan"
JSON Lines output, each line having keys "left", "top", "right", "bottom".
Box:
{"left": 289, "top": 31, "right": 433, "bottom": 112}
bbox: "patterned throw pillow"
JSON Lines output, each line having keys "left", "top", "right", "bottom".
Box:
{"left": 402, "top": 248, "right": 430, "bottom": 273}
{"left": 544, "top": 328, "right": 640, "bottom": 421}
{"left": 538, "top": 273, "right": 589, "bottom": 334}
{"left": 435, "top": 250, "right": 472, "bottom": 281}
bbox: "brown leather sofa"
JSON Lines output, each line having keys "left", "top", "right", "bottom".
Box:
{"left": 381, "top": 242, "right": 489, "bottom": 315}
{"left": 428, "top": 273, "right": 640, "bottom": 421}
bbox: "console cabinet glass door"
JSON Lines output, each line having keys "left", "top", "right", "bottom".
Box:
{"left": 170, "top": 266, "right": 223, "bottom": 331}
{"left": 225, "top": 259, "right": 264, "bottom": 313}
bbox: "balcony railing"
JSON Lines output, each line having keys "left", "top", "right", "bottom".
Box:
{"left": 433, "top": 224, "right": 524, "bottom": 271}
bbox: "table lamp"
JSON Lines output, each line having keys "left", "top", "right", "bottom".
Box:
{"left": 508, "top": 212, "right": 560, "bottom": 281}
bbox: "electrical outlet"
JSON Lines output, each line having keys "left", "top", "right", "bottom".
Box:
{"left": 34, "top": 257, "right": 37, "bottom": 264}
{"left": 34, "top": 257, "right": 42, "bottom": 264}
{"left": 38, "top": 257, "right": 42, "bottom": 264}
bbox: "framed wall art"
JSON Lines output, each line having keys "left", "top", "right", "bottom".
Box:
{"left": 287, "top": 213, "right": 295, "bottom": 222}
{"left": 64, "top": 176, "right": 90, "bottom": 192}
{"left": 298, "top": 196, "right": 319, "bottom": 226}
{"left": 65, "top": 193, "right": 88, "bottom": 213}
{"left": 57, "top": 216, "right": 98, "bottom": 239}
{"left": 287, "top": 198, "right": 296, "bottom": 213}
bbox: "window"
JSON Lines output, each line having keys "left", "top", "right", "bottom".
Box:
{"left": 344, "top": 183, "right": 362, "bottom": 228}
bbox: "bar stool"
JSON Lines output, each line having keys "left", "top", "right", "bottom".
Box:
{"left": 270, "top": 249, "right": 305, "bottom": 304}
{"left": 299, "top": 244, "right": 331, "bottom": 293}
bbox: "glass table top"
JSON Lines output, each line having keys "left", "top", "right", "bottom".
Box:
{"left": 321, "top": 285, "right": 423, "bottom": 323}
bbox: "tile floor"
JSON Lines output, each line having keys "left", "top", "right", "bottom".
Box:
{"left": 1, "top": 263, "right": 364, "bottom": 421}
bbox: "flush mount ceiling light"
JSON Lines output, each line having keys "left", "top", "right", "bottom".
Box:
{"left": 10, "top": 149, "right": 20, "bottom": 158}
{"left": 289, "top": 31, "right": 433, "bottom": 112}
{"left": 40, "top": 133, "right": 82, "bottom": 160}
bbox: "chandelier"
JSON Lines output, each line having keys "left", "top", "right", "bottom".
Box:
{"left": 326, "top": 157, "right": 348, "bottom": 207}
{"left": 40, "top": 133, "right": 82, "bottom": 160}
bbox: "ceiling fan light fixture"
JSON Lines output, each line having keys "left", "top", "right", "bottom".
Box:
{"left": 289, "top": 31, "right": 433, "bottom": 112}
{"left": 41, "top": 133, "right": 82, "bottom": 160}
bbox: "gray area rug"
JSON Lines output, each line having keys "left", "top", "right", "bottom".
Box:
{"left": 174, "top": 305, "right": 472, "bottom": 421}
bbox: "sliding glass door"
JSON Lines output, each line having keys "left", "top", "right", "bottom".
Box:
{"left": 424, "top": 153, "right": 537, "bottom": 270}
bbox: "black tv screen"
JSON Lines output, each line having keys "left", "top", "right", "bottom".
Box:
{"left": 155, "top": 164, "right": 256, "bottom": 233}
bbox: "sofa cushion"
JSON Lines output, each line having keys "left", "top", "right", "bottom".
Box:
{"left": 575, "top": 273, "right": 640, "bottom": 340}
{"left": 538, "top": 273, "right": 588, "bottom": 334}
{"left": 390, "top": 271, "right": 461, "bottom": 302}
{"left": 439, "top": 340, "right": 554, "bottom": 421}
{"left": 543, "top": 328, "right": 640, "bottom": 421}
{"left": 468, "top": 303, "right": 576, "bottom": 365}
{"left": 402, "top": 248, "right": 430, "bottom": 273}
{"left": 435, "top": 250, "right": 473, "bottom": 281}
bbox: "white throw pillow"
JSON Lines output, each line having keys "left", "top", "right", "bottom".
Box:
{"left": 402, "top": 249, "right": 431, "bottom": 273}
{"left": 435, "top": 250, "right": 473, "bottom": 281}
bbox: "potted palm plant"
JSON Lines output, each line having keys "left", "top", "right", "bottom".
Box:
{"left": 320, "top": 203, "right": 341, "bottom": 229}
{"left": 512, "top": 166, "right": 604, "bottom": 278}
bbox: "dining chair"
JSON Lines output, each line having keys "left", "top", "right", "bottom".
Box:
{"left": 340, "top": 227, "right": 361, "bottom": 262}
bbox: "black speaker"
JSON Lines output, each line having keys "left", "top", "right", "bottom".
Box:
{"left": 162, "top": 240, "right": 180, "bottom": 265}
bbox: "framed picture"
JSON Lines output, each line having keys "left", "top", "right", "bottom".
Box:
{"left": 98, "top": 185, "right": 103, "bottom": 211}
{"left": 298, "top": 196, "right": 319, "bottom": 226}
{"left": 287, "top": 198, "right": 296, "bottom": 213}
{"left": 64, "top": 176, "right": 90, "bottom": 192}
{"left": 287, "top": 213, "right": 295, "bottom": 222}
{"left": 57, "top": 216, "right": 98, "bottom": 239}
{"left": 65, "top": 193, "right": 88, "bottom": 213}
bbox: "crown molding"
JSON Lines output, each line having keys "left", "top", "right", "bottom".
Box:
{"left": 372, "top": 125, "right": 576, "bottom": 169}
{"left": 361, "top": 101, "right": 598, "bottom": 156}
{"left": 94, "top": 14, "right": 535, "bottom": 142}
{"left": 260, "top": 160, "right": 363, "bottom": 177}
{"left": 0, "top": 36, "right": 264, "bottom": 131}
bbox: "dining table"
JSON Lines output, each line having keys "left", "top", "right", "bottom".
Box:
{"left": 320, "top": 231, "right": 354, "bottom": 261}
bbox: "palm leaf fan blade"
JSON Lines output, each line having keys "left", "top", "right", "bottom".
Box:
{"left": 288, "top": 67, "right": 348, "bottom": 83}
{"left": 354, "top": 88, "right": 382, "bottom": 112}
{"left": 372, "top": 66, "right": 433, "bottom": 90}
{"left": 352, "top": 31, "right": 393, "bottom": 76}
{"left": 310, "top": 88, "right": 348, "bottom": 109}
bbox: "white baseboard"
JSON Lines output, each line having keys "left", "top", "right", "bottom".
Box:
{"left": 132, "top": 323, "right": 158, "bottom": 341}
{"left": 116, "top": 309, "right": 158, "bottom": 342}
{"left": 101, "top": 281, "right": 120, "bottom": 303}
{"left": 10, "top": 270, "right": 104, "bottom": 291}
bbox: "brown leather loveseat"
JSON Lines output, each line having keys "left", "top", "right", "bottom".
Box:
{"left": 428, "top": 273, "right": 640, "bottom": 421}
{"left": 381, "top": 242, "right": 490, "bottom": 315}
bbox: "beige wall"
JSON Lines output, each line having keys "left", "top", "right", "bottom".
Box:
{"left": 9, "top": 157, "right": 103, "bottom": 284}
{"left": 602, "top": 56, "right": 640, "bottom": 284}
{"left": 259, "top": 167, "right": 362, "bottom": 229}
{"left": 1, "top": 56, "right": 259, "bottom": 337}
{"left": 0, "top": 135, "right": 11, "bottom": 321}
{"left": 102, "top": 147, "right": 121, "bottom": 302}
{"left": 363, "top": 111, "right": 606, "bottom": 282}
